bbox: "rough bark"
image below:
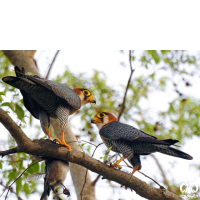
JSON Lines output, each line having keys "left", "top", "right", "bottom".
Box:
{"left": 0, "top": 108, "right": 183, "bottom": 200}
{"left": 2, "top": 50, "right": 95, "bottom": 200}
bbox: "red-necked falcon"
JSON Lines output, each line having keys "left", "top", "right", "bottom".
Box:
{"left": 2, "top": 66, "right": 96, "bottom": 151}
{"left": 91, "top": 112, "right": 193, "bottom": 175}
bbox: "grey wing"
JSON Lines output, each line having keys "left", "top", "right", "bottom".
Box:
{"left": 26, "top": 76, "right": 81, "bottom": 109}
{"left": 21, "top": 90, "right": 40, "bottom": 119}
{"left": 100, "top": 121, "right": 171, "bottom": 145}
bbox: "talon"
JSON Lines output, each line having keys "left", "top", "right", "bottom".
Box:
{"left": 120, "top": 184, "right": 130, "bottom": 190}
{"left": 56, "top": 138, "right": 72, "bottom": 151}
{"left": 110, "top": 162, "right": 122, "bottom": 170}
{"left": 55, "top": 129, "right": 72, "bottom": 151}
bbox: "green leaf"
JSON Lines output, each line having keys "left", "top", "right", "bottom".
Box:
{"left": 147, "top": 50, "right": 160, "bottom": 64}
{"left": 15, "top": 104, "right": 25, "bottom": 120}
{"left": 16, "top": 177, "right": 22, "bottom": 195}
{"left": 0, "top": 161, "right": 3, "bottom": 169}
{"left": 1, "top": 102, "right": 11, "bottom": 107}
{"left": 27, "top": 162, "right": 39, "bottom": 174}
{"left": 107, "top": 146, "right": 112, "bottom": 152}
{"left": 103, "top": 155, "right": 108, "bottom": 162}
{"left": 23, "top": 183, "right": 31, "bottom": 197}
{"left": 160, "top": 50, "right": 170, "bottom": 55}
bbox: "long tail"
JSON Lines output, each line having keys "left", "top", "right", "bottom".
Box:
{"left": 156, "top": 145, "right": 193, "bottom": 160}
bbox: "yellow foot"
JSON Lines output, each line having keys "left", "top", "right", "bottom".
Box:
{"left": 110, "top": 162, "right": 122, "bottom": 170}
{"left": 56, "top": 138, "right": 72, "bottom": 151}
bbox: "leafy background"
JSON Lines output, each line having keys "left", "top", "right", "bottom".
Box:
{"left": 0, "top": 50, "right": 199, "bottom": 200}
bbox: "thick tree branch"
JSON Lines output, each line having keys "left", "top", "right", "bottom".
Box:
{"left": 118, "top": 50, "right": 135, "bottom": 121}
{"left": 1, "top": 139, "right": 182, "bottom": 200}
{"left": 0, "top": 108, "right": 33, "bottom": 149}
{"left": 2, "top": 50, "right": 40, "bottom": 76}
{"left": 0, "top": 148, "right": 18, "bottom": 157}
{"left": 0, "top": 109, "right": 182, "bottom": 200}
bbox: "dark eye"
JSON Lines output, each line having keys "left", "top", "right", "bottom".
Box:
{"left": 100, "top": 113, "right": 104, "bottom": 117}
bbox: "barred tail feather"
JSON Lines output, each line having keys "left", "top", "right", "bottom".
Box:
{"left": 158, "top": 146, "right": 193, "bottom": 160}
{"left": 2, "top": 76, "right": 36, "bottom": 91}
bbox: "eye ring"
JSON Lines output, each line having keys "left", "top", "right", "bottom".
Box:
{"left": 97, "top": 113, "right": 105, "bottom": 118}
{"left": 83, "top": 90, "right": 91, "bottom": 96}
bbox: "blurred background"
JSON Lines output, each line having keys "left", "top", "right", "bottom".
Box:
{"left": 0, "top": 50, "right": 199, "bottom": 200}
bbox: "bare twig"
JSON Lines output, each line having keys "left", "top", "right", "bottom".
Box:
{"left": 80, "top": 143, "right": 103, "bottom": 200}
{"left": 91, "top": 150, "right": 110, "bottom": 186}
{"left": 117, "top": 154, "right": 165, "bottom": 189}
{"left": 1, "top": 160, "right": 43, "bottom": 199}
{"left": 118, "top": 50, "right": 135, "bottom": 121}
{"left": 91, "top": 174, "right": 101, "bottom": 186}
{"left": 45, "top": 50, "right": 60, "bottom": 79}
{"left": 0, "top": 182, "right": 23, "bottom": 200}
{"left": 151, "top": 154, "right": 172, "bottom": 190}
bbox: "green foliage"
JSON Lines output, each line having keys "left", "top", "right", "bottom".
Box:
{"left": 1, "top": 50, "right": 200, "bottom": 198}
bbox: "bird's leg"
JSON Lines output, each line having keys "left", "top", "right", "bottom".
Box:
{"left": 130, "top": 164, "right": 140, "bottom": 175}
{"left": 110, "top": 157, "right": 125, "bottom": 170}
{"left": 44, "top": 126, "right": 51, "bottom": 139}
{"left": 55, "top": 127, "right": 72, "bottom": 151}
{"left": 120, "top": 164, "right": 141, "bottom": 190}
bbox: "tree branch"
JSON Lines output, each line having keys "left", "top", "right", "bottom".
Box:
{"left": 0, "top": 110, "right": 183, "bottom": 200}
{"left": 0, "top": 108, "right": 33, "bottom": 149}
{"left": 0, "top": 148, "right": 18, "bottom": 157}
{"left": 0, "top": 182, "right": 23, "bottom": 200}
{"left": 118, "top": 50, "right": 135, "bottom": 121}
{"left": 45, "top": 50, "right": 60, "bottom": 79}
{"left": 2, "top": 50, "right": 40, "bottom": 76}
{"left": 151, "top": 154, "right": 173, "bottom": 191}
{"left": 3, "top": 50, "right": 95, "bottom": 200}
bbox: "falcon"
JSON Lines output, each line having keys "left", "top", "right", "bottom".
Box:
{"left": 91, "top": 112, "right": 193, "bottom": 175}
{"left": 28, "top": 156, "right": 70, "bottom": 200}
{"left": 2, "top": 66, "right": 96, "bottom": 151}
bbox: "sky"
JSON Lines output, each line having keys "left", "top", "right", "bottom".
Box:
{"left": 0, "top": 50, "right": 200, "bottom": 200}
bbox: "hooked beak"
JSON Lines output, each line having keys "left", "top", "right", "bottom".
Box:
{"left": 91, "top": 115, "right": 101, "bottom": 124}
{"left": 93, "top": 99, "right": 96, "bottom": 104}
{"left": 87, "top": 95, "right": 96, "bottom": 104}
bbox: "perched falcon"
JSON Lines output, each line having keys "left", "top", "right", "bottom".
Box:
{"left": 91, "top": 112, "right": 193, "bottom": 175}
{"left": 2, "top": 66, "right": 96, "bottom": 151}
{"left": 28, "top": 156, "right": 70, "bottom": 200}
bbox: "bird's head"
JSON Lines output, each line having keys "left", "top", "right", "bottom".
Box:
{"left": 73, "top": 88, "right": 96, "bottom": 106}
{"left": 91, "top": 112, "right": 118, "bottom": 130}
